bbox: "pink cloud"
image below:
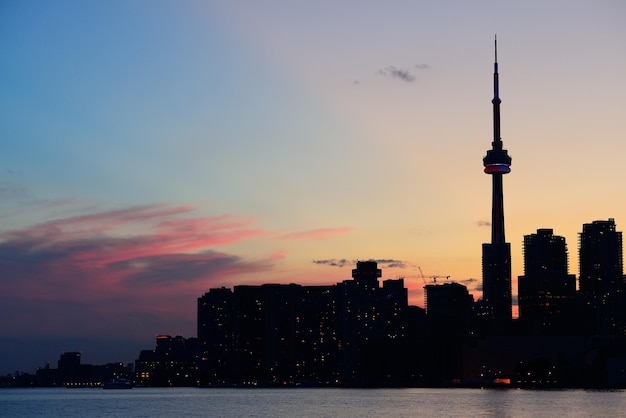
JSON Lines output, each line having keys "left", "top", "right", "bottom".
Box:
{"left": 268, "top": 249, "right": 289, "bottom": 261}
{"left": 0, "top": 201, "right": 357, "bottom": 351}
{"left": 0, "top": 204, "right": 271, "bottom": 339}
{"left": 2, "top": 205, "right": 265, "bottom": 271}
{"left": 277, "top": 227, "right": 353, "bottom": 241}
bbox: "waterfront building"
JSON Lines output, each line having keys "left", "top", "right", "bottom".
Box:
{"left": 578, "top": 219, "right": 625, "bottom": 336}
{"left": 197, "top": 287, "right": 234, "bottom": 382}
{"left": 134, "top": 335, "right": 197, "bottom": 386}
{"left": 196, "top": 260, "right": 410, "bottom": 385}
{"left": 425, "top": 282, "right": 473, "bottom": 333}
{"left": 518, "top": 229, "right": 576, "bottom": 334}
{"left": 579, "top": 219, "right": 623, "bottom": 294}
{"left": 338, "top": 261, "right": 408, "bottom": 381}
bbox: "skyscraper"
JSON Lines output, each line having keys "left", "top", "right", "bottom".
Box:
{"left": 424, "top": 282, "right": 473, "bottom": 334}
{"left": 481, "top": 38, "right": 513, "bottom": 323}
{"left": 196, "top": 260, "right": 412, "bottom": 385}
{"left": 579, "top": 219, "right": 623, "bottom": 294}
{"left": 578, "top": 219, "right": 625, "bottom": 336}
{"left": 518, "top": 229, "right": 576, "bottom": 334}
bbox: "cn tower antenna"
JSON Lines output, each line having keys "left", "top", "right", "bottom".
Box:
{"left": 494, "top": 35, "right": 497, "bottom": 63}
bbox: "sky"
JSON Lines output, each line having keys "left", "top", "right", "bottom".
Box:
{"left": 1, "top": 0, "right": 625, "bottom": 375}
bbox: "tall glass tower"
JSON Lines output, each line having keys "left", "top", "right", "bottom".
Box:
{"left": 578, "top": 219, "right": 624, "bottom": 336}
{"left": 579, "top": 219, "right": 623, "bottom": 294}
{"left": 481, "top": 38, "right": 512, "bottom": 322}
{"left": 518, "top": 229, "right": 576, "bottom": 333}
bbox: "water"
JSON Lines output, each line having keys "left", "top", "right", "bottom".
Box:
{"left": 1, "top": 387, "right": 625, "bottom": 417}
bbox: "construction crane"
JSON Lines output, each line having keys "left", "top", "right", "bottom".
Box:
{"left": 398, "top": 268, "right": 451, "bottom": 287}
{"left": 431, "top": 275, "right": 450, "bottom": 284}
{"left": 417, "top": 267, "right": 427, "bottom": 285}
{"left": 418, "top": 266, "right": 450, "bottom": 284}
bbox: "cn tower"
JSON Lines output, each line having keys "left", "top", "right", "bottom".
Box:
{"left": 481, "top": 37, "right": 512, "bottom": 322}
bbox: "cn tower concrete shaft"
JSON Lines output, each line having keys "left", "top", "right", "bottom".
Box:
{"left": 481, "top": 38, "right": 512, "bottom": 322}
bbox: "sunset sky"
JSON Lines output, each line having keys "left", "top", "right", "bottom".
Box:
{"left": 1, "top": 1, "right": 625, "bottom": 374}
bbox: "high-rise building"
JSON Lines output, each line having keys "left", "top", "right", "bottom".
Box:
{"left": 579, "top": 219, "right": 623, "bottom": 294}
{"left": 578, "top": 219, "right": 625, "bottom": 336}
{"left": 197, "top": 287, "right": 234, "bottom": 383}
{"left": 518, "top": 229, "right": 576, "bottom": 334}
{"left": 481, "top": 37, "right": 513, "bottom": 323}
{"left": 424, "top": 282, "right": 473, "bottom": 334}
{"left": 134, "top": 335, "right": 197, "bottom": 386}
{"left": 338, "top": 261, "right": 406, "bottom": 381}
{"left": 197, "top": 282, "right": 341, "bottom": 385}
{"left": 196, "top": 260, "right": 410, "bottom": 385}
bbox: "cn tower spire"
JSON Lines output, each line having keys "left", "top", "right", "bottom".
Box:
{"left": 481, "top": 36, "right": 512, "bottom": 323}
{"left": 493, "top": 36, "right": 502, "bottom": 151}
{"left": 483, "top": 35, "right": 511, "bottom": 244}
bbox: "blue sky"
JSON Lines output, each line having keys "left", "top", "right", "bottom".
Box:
{"left": 1, "top": 0, "right": 625, "bottom": 374}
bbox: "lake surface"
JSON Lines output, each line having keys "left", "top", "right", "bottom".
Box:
{"left": 1, "top": 387, "right": 625, "bottom": 417}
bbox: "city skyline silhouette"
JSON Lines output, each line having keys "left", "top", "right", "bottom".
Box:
{"left": 1, "top": 1, "right": 625, "bottom": 376}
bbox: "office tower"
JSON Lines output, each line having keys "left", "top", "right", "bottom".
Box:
{"left": 296, "top": 285, "right": 341, "bottom": 382}
{"left": 134, "top": 335, "right": 197, "bottom": 386}
{"left": 197, "top": 287, "right": 234, "bottom": 383}
{"left": 57, "top": 351, "right": 91, "bottom": 385}
{"left": 518, "top": 229, "right": 576, "bottom": 334}
{"left": 481, "top": 38, "right": 513, "bottom": 322}
{"left": 339, "top": 261, "right": 384, "bottom": 379}
{"left": 196, "top": 261, "right": 412, "bottom": 385}
{"left": 198, "top": 283, "right": 341, "bottom": 384}
{"left": 579, "top": 219, "right": 623, "bottom": 294}
{"left": 339, "top": 261, "right": 408, "bottom": 381}
{"left": 340, "top": 261, "right": 409, "bottom": 344}
{"left": 578, "top": 219, "right": 625, "bottom": 336}
{"left": 57, "top": 351, "right": 81, "bottom": 371}
{"left": 382, "top": 278, "right": 409, "bottom": 339}
{"left": 424, "top": 282, "right": 473, "bottom": 333}
{"left": 351, "top": 260, "right": 381, "bottom": 289}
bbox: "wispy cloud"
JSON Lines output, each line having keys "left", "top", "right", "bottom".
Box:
{"left": 313, "top": 258, "right": 409, "bottom": 269}
{"left": 378, "top": 66, "right": 416, "bottom": 82}
{"left": 1, "top": 205, "right": 264, "bottom": 270}
{"left": 0, "top": 199, "right": 361, "bottom": 342}
{"left": 374, "top": 258, "right": 409, "bottom": 268}
{"left": 277, "top": 227, "right": 352, "bottom": 241}
{"left": 0, "top": 204, "right": 270, "bottom": 338}
{"left": 313, "top": 258, "right": 351, "bottom": 267}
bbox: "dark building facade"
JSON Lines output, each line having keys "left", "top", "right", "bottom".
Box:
{"left": 134, "top": 335, "right": 197, "bottom": 386}
{"left": 579, "top": 219, "right": 623, "bottom": 294}
{"left": 198, "top": 282, "right": 341, "bottom": 385}
{"left": 481, "top": 38, "right": 513, "bottom": 324}
{"left": 57, "top": 352, "right": 92, "bottom": 386}
{"left": 231, "top": 283, "right": 338, "bottom": 384}
{"left": 518, "top": 229, "right": 576, "bottom": 334}
{"left": 578, "top": 219, "right": 625, "bottom": 336}
{"left": 196, "top": 261, "right": 410, "bottom": 386}
{"left": 28, "top": 352, "right": 131, "bottom": 387}
{"left": 339, "top": 262, "right": 408, "bottom": 381}
{"left": 424, "top": 282, "right": 473, "bottom": 333}
{"left": 197, "top": 286, "right": 234, "bottom": 382}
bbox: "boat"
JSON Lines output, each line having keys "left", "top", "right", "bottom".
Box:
{"left": 103, "top": 378, "right": 133, "bottom": 389}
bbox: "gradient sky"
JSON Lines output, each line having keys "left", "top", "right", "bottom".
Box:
{"left": 1, "top": 0, "right": 625, "bottom": 374}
